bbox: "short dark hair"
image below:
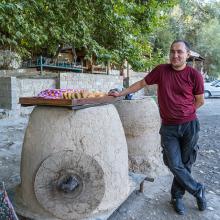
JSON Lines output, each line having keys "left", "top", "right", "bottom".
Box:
{"left": 171, "top": 40, "right": 190, "bottom": 51}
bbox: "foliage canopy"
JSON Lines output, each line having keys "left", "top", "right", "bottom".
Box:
{"left": 0, "top": 0, "right": 176, "bottom": 70}
{"left": 153, "top": 0, "right": 220, "bottom": 78}
{"left": 1, "top": 0, "right": 220, "bottom": 77}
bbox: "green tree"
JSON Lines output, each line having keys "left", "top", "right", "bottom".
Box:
{"left": 0, "top": 0, "right": 176, "bottom": 70}
{"left": 197, "top": 18, "right": 220, "bottom": 78}
{"left": 151, "top": 0, "right": 220, "bottom": 78}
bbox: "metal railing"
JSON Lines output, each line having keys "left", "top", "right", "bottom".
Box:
{"left": 21, "top": 56, "right": 84, "bottom": 73}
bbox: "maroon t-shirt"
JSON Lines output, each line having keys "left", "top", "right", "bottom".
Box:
{"left": 144, "top": 64, "right": 204, "bottom": 125}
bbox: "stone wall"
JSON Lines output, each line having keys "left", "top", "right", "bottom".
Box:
{"left": 59, "top": 72, "right": 145, "bottom": 97}
{"left": 0, "top": 76, "right": 57, "bottom": 117}
{"left": 0, "top": 77, "right": 17, "bottom": 110}
{"left": 0, "top": 69, "right": 39, "bottom": 77}
{"left": 17, "top": 78, "right": 57, "bottom": 97}
{"left": 59, "top": 72, "right": 123, "bottom": 92}
{"left": 0, "top": 71, "right": 149, "bottom": 116}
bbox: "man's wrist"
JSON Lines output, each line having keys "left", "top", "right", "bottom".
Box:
{"left": 119, "top": 91, "right": 127, "bottom": 97}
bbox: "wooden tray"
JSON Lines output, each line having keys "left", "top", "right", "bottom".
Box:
{"left": 19, "top": 96, "right": 121, "bottom": 109}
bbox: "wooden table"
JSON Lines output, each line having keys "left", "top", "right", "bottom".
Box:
{"left": 19, "top": 96, "right": 121, "bottom": 110}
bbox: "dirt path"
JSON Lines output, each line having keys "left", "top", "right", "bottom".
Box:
{"left": 0, "top": 117, "right": 28, "bottom": 189}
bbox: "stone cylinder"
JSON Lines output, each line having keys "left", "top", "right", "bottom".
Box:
{"left": 14, "top": 105, "right": 129, "bottom": 220}
{"left": 114, "top": 97, "right": 168, "bottom": 177}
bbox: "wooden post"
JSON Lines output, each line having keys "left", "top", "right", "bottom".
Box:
{"left": 139, "top": 180, "right": 145, "bottom": 193}
{"left": 40, "top": 56, "right": 43, "bottom": 75}
{"left": 193, "top": 58, "right": 196, "bottom": 68}
{"left": 126, "top": 60, "right": 129, "bottom": 86}
{"left": 91, "top": 64, "right": 94, "bottom": 74}
{"left": 81, "top": 59, "right": 83, "bottom": 73}
{"left": 107, "top": 60, "right": 110, "bottom": 75}
{"left": 139, "top": 177, "right": 154, "bottom": 193}
{"left": 126, "top": 60, "right": 129, "bottom": 78}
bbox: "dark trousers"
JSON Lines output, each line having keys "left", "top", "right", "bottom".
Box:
{"left": 160, "top": 119, "right": 202, "bottom": 199}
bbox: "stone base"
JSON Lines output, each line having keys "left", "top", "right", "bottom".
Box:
{"left": 128, "top": 156, "right": 169, "bottom": 178}
{"left": 15, "top": 105, "right": 130, "bottom": 219}
{"left": 11, "top": 172, "right": 146, "bottom": 220}
{"left": 114, "top": 97, "right": 169, "bottom": 178}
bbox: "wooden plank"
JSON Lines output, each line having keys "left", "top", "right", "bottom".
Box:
{"left": 72, "top": 95, "right": 119, "bottom": 106}
{"left": 19, "top": 96, "right": 120, "bottom": 108}
{"left": 19, "top": 97, "right": 72, "bottom": 106}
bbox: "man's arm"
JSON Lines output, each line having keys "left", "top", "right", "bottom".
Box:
{"left": 108, "top": 79, "right": 147, "bottom": 97}
{"left": 195, "top": 94, "right": 205, "bottom": 109}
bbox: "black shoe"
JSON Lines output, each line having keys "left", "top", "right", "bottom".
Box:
{"left": 171, "top": 198, "right": 185, "bottom": 215}
{"left": 196, "top": 185, "right": 207, "bottom": 211}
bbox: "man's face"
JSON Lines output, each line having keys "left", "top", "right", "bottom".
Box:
{"left": 169, "top": 42, "right": 190, "bottom": 70}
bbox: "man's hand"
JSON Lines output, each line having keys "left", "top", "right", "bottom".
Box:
{"left": 195, "top": 94, "right": 205, "bottom": 109}
{"left": 108, "top": 89, "right": 121, "bottom": 97}
{"left": 108, "top": 79, "right": 147, "bottom": 98}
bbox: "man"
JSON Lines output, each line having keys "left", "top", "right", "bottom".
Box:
{"left": 108, "top": 40, "right": 206, "bottom": 215}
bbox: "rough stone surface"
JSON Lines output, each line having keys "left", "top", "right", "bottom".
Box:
{"left": 114, "top": 97, "right": 168, "bottom": 177}
{"left": 14, "top": 104, "right": 129, "bottom": 219}
{"left": 0, "top": 76, "right": 56, "bottom": 115}
{"left": 34, "top": 151, "right": 105, "bottom": 219}
{"left": 0, "top": 69, "right": 40, "bottom": 77}
{"left": 0, "top": 77, "right": 17, "bottom": 110}
{"left": 59, "top": 72, "right": 145, "bottom": 97}
{"left": 59, "top": 72, "right": 123, "bottom": 92}
{"left": 0, "top": 50, "right": 21, "bottom": 70}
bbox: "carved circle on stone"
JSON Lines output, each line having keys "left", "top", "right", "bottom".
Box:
{"left": 34, "top": 150, "right": 105, "bottom": 219}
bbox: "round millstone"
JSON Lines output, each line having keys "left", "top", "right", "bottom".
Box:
{"left": 34, "top": 150, "right": 105, "bottom": 219}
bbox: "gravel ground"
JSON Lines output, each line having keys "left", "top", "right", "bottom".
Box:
{"left": 0, "top": 98, "right": 220, "bottom": 220}
{"left": 109, "top": 98, "right": 220, "bottom": 220}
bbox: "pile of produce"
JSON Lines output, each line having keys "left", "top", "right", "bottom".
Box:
{"left": 37, "top": 89, "right": 65, "bottom": 99}
{"left": 37, "top": 89, "right": 106, "bottom": 99}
